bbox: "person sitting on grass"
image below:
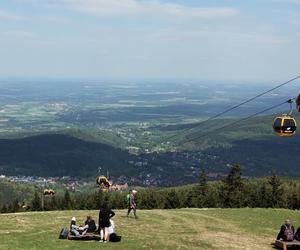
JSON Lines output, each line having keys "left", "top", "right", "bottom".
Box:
{"left": 98, "top": 203, "right": 115, "bottom": 243}
{"left": 85, "top": 215, "right": 97, "bottom": 233}
{"left": 70, "top": 217, "right": 88, "bottom": 236}
{"left": 277, "top": 219, "right": 295, "bottom": 241}
{"left": 107, "top": 219, "right": 121, "bottom": 242}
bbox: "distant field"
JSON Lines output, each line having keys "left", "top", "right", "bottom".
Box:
{"left": 0, "top": 208, "right": 298, "bottom": 250}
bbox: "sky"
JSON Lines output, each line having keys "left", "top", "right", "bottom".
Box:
{"left": 0, "top": 0, "right": 300, "bottom": 82}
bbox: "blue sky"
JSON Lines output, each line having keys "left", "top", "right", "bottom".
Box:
{"left": 0, "top": 0, "right": 300, "bottom": 82}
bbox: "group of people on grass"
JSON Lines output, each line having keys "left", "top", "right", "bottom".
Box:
{"left": 69, "top": 189, "right": 138, "bottom": 243}
{"left": 277, "top": 219, "right": 300, "bottom": 242}
{"left": 70, "top": 216, "right": 96, "bottom": 236}
{"left": 70, "top": 203, "right": 116, "bottom": 243}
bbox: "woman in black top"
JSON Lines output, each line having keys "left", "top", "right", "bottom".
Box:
{"left": 85, "top": 215, "right": 97, "bottom": 233}
{"left": 98, "top": 203, "right": 115, "bottom": 242}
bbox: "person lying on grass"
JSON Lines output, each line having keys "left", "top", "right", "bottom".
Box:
{"left": 277, "top": 219, "right": 295, "bottom": 241}
{"left": 70, "top": 217, "right": 89, "bottom": 236}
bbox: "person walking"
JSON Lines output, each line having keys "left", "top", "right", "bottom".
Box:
{"left": 126, "top": 190, "right": 138, "bottom": 219}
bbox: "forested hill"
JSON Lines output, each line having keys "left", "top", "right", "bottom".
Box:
{"left": 0, "top": 134, "right": 135, "bottom": 177}
{"left": 1, "top": 114, "right": 300, "bottom": 184}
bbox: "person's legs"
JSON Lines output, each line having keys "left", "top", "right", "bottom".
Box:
{"left": 71, "top": 229, "right": 80, "bottom": 236}
{"left": 80, "top": 224, "right": 89, "bottom": 235}
{"left": 100, "top": 228, "right": 104, "bottom": 241}
{"left": 98, "top": 228, "right": 104, "bottom": 242}
{"left": 133, "top": 206, "right": 137, "bottom": 219}
{"left": 104, "top": 227, "right": 109, "bottom": 242}
{"left": 127, "top": 206, "right": 132, "bottom": 216}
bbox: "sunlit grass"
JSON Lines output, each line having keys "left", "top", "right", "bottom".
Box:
{"left": 0, "top": 208, "right": 296, "bottom": 250}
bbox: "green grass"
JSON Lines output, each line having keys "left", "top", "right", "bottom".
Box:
{"left": 0, "top": 208, "right": 299, "bottom": 250}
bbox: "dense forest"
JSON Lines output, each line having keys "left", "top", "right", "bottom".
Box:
{"left": 2, "top": 165, "right": 300, "bottom": 213}
{"left": 0, "top": 134, "right": 136, "bottom": 177}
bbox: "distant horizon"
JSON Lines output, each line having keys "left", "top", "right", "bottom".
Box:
{"left": 0, "top": 76, "right": 298, "bottom": 86}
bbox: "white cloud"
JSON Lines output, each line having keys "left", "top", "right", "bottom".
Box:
{"left": 29, "top": 0, "right": 239, "bottom": 19}
{"left": 289, "top": 19, "right": 300, "bottom": 26}
{"left": 273, "top": 0, "right": 300, "bottom": 4}
{"left": 147, "top": 27, "right": 288, "bottom": 46}
{"left": 0, "top": 31, "right": 36, "bottom": 39}
{"left": 0, "top": 8, "right": 69, "bottom": 23}
{"left": 0, "top": 10, "right": 26, "bottom": 21}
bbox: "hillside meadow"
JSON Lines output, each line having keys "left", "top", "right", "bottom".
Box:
{"left": 0, "top": 208, "right": 298, "bottom": 250}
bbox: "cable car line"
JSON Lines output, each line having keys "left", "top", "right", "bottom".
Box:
{"left": 163, "top": 75, "right": 300, "bottom": 142}
{"left": 180, "top": 98, "right": 294, "bottom": 145}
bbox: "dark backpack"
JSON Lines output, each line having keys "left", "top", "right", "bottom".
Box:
{"left": 59, "top": 228, "right": 69, "bottom": 239}
{"left": 109, "top": 233, "right": 122, "bottom": 242}
{"left": 284, "top": 225, "right": 294, "bottom": 241}
{"left": 126, "top": 194, "right": 130, "bottom": 204}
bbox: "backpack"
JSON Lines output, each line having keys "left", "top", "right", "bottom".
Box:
{"left": 126, "top": 194, "right": 130, "bottom": 204}
{"left": 284, "top": 225, "right": 294, "bottom": 241}
{"left": 59, "top": 228, "right": 69, "bottom": 239}
{"left": 109, "top": 233, "right": 122, "bottom": 242}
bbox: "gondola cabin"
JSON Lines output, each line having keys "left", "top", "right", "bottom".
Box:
{"left": 96, "top": 175, "right": 111, "bottom": 190}
{"left": 273, "top": 115, "right": 297, "bottom": 136}
{"left": 43, "top": 189, "right": 55, "bottom": 196}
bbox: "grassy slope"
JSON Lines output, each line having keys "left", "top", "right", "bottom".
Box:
{"left": 0, "top": 208, "right": 299, "bottom": 250}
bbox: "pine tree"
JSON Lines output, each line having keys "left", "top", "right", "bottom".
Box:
{"left": 184, "top": 187, "right": 195, "bottom": 207}
{"left": 12, "top": 199, "right": 20, "bottom": 212}
{"left": 49, "top": 196, "right": 59, "bottom": 210}
{"left": 258, "top": 183, "right": 271, "bottom": 208}
{"left": 195, "top": 168, "right": 208, "bottom": 207}
{"left": 268, "top": 171, "right": 283, "bottom": 208}
{"left": 164, "top": 189, "right": 180, "bottom": 209}
{"left": 222, "top": 164, "right": 244, "bottom": 208}
{"left": 62, "top": 190, "right": 72, "bottom": 210}
{"left": 199, "top": 168, "right": 208, "bottom": 195}
{"left": 7, "top": 203, "right": 13, "bottom": 213}
{"left": 0, "top": 204, "right": 8, "bottom": 213}
{"left": 94, "top": 189, "right": 103, "bottom": 209}
{"left": 76, "top": 194, "right": 88, "bottom": 210}
{"left": 31, "top": 191, "right": 42, "bottom": 211}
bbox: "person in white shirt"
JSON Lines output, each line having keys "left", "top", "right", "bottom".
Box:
{"left": 70, "top": 217, "right": 88, "bottom": 236}
{"left": 108, "top": 219, "right": 115, "bottom": 235}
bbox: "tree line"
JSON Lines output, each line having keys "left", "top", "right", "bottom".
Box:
{"left": 2, "top": 164, "right": 300, "bottom": 213}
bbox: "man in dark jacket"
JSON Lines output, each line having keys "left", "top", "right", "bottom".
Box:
{"left": 277, "top": 219, "right": 295, "bottom": 241}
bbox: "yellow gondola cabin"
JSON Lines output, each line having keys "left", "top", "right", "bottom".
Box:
{"left": 273, "top": 115, "right": 297, "bottom": 136}
{"left": 96, "top": 175, "right": 111, "bottom": 190}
